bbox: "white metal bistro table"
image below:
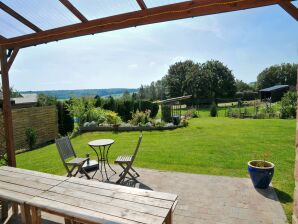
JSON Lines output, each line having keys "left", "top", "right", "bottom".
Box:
{"left": 88, "top": 139, "right": 116, "bottom": 181}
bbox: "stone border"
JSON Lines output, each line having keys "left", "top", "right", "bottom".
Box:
{"left": 81, "top": 125, "right": 181, "bottom": 132}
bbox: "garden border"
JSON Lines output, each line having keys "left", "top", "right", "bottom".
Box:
{"left": 81, "top": 125, "right": 182, "bottom": 132}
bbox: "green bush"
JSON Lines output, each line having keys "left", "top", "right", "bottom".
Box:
{"left": 210, "top": 103, "right": 218, "bottom": 117}
{"left": 37, "top": 94, "right": 57, "bottom": 106}
{"left": 57, "top": 101, "right": 74, "bottom": 136}
{"left": 25, "top": 128, "right": 37, "bottom": 150}
{"left": 105, "top": 110, "right": 122, "bottom": 125}
{"left": 88, "top": 108, "right": 107, "bottom": 124}
{"left": 161, "top": 105, "right": 172, "bottom": 122}
{"left": 280, "top": 91, "right": 297, "bottom": 119}
{"left": 117, "top": 100, "right": 134, "bottom": 122}
{"left": 185, "top": 109, "right": 199, "bottom": 118}
{"left": 130, "top": 110, "right": 150, "bottom": 125}
{"left": 134, "top": 100, "right": 159, "bottom": 118}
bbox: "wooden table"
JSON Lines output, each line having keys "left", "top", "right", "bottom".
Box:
{"left": 88, "top": 139, "right": 116, "bottom": 181}
{"left": 0, "top": 166, "right": 67, "bottom": 223}
{"left": 0, "top": 166, "right": 178, "bottom": 224}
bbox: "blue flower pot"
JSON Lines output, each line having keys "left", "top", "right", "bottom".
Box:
{"left": 248, "top": 160, "right": 274, "bottom": 189}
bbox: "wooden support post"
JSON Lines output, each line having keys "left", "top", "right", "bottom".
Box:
{"left": 31, "top": 206, "right": 41, "bottom": 224}
{"left": 165, "top": 209, "right": 173, "bottom": 224}
{"left": 0, "top": 46, "right": 16, "bottom": 167}
{"left": 20, "top": 204, "right": 31, "bottom": 224}
{"left": 293, "top": 66, "right": 298, "bottom": 224}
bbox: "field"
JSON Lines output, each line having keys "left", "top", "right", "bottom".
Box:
{"left": 17, "top": 117, "right": 295, "bottom": 221}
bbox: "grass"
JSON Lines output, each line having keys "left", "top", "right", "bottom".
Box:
{"left": 17, "top": 117, "right": 295, "bottom": 222}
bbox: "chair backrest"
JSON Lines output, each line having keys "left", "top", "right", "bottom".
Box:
{"left": 55, "top": 136, "right": 76, "bottom": 162}
{"left": 131, "top": 133, "right": 143, "bottom": 164}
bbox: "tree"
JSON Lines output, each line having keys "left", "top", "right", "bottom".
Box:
{"left": 256, "top": 63, "right": 297, "bottom": 90}
{"left": 165, "top": 60, "right": 196, "bottom": 98}
{"left": 280, "top": 91, "right": 297, "bottom": 119}
{"left": 201, "top": 60, "right": 237, "bottom": 101}
{"left": 138, "top": 85, "right": 146, "bottom": 100}
{"left": 235, "top": 79, "right": 252, "bottom": 92}
{"left": 37, "top": 94, "right": 57, "bottom": 106}
{"left": 149, "top": 82, "right": 157, "bottom": 100}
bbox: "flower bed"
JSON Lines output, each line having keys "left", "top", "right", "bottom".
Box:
{"left": 81, "top": 123, "right": 182, "bottom": 132}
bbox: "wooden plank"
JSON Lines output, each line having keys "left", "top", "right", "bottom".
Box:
{"left": 27, "top": 197, "right": 139, "bottom": 224}
{"left": 7, "top": 48, "right": 19, "bottom": 71}
{"left": 50, "top": 186, "right": 169, "bottom": 217}
{"left": 279, "top": 0, "right": 298, "bottom": 21}
{"left": 37, "top": 191, "right": 164, "bottom": 224}
{"left": 0, "top": 166, "right": 67, "bottom": 181}
{"left": 0, "top": 188, "right": 33, "bottom": 204}
{"left": 0, "top": 0, "right": 280, "bottom": 49}
{"left": 68, "top": 178, "right": 177, "bottom": 201}
{"left": 0, "top": 2, "right": 42, "bottom": 32}
{"left": 0, "top": 174, "right": 53, "bottom": 191}
{"left": 0, "top": 169, "right": 62, "bottom": 186}
{"left": 0, "top": 180, "right": 44, "bottom": 196}
{"left": 59, "top": 181, "right": 174, "bottom": 209}
{"left": 59, "top": 0, "right": 88, "bottom": 22}
{"left": 0, "top": 46, "right": 16, "bottom": 167}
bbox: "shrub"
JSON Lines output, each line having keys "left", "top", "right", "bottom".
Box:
{"left": 181, "top": 118, "right": 189, "bottom": 127}
{"left": 130, "top": 110, "right": 150, "bottom": 126}
{"left": 25, "top": 128, "right": 37, "bottom": 150}
{"left": 235, "top": 91, "right": 258, "bottom": 101}
{"left": 117, "top": 100, "right": 134, "bottom": 122}
{"left": 134, "top": 100, "right": 159, "bottom": 118}
{"left": 185, "top": 109, "right": 199, "bottom": 118}
{"left": 280, "top": 91, "right": 297, "bottom": 119}
{"left": 57, "top": 101, "right": 74, "bottom": 136}
{"left": 37, "top": 94, "right": 57, "bottom": 106}
{"left": 88, "top": 108, "right": 107, "bottom": 124}
{"left": 210, "top": 103, "right": 218, "bottom": 117}
{"left": 105, "top": 110, "right": 122, "bottom": 125}
{"left": 161, "top": 105, "right": 172, "bottom": 122}
{"left": 66, "top": 97, "right": 94, "bottom": 126}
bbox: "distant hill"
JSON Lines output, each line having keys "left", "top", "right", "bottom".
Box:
{"left": 21, "top": 88, "right": 138, "bottom": 100}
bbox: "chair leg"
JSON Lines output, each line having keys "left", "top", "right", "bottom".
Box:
{"left": 78, "top": 165, "right": 91, "bottom": 179}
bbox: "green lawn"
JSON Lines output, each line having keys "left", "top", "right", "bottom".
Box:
{"left": 17, "top": 117, "right": 295, "bottom": 222}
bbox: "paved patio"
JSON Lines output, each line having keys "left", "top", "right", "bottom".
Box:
{"left": 4, "top": 166, "right": 287, "bottom": 224}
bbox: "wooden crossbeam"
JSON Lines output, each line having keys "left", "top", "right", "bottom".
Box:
{"left": 0, "top": 0, "right": 280, "bottom": 49}
{"left": 136, "top": 0, "right": 147, "bottom": 10}
{"left": 59, "top": 0, "right": 88, "bottom": 22}
{"left": 279, "top": 0, "right": 298, "bottom": 21}
{"left": 0, "top": 2, "right": 42, "bottom": 32}
{"left": 7, "top": 48, "right": 19, "bottom": 71}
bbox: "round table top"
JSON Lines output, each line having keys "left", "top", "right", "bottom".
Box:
{"left": 88, "top": 139, "right": 114, "bottom": 147}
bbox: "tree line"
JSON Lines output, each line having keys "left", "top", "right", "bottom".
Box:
{"left": 138, "top": 60, "right": 297, "bottom": 103}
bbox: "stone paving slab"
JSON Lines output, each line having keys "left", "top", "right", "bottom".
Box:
{"left": 1, "top": 166, "right": 287, "bottom": 224}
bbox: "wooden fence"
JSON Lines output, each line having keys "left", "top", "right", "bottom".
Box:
{"left": 0, "top": 106, "right": 58, "bottom": 150}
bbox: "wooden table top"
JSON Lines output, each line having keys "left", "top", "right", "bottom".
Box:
{"left": 0, "top": 166, "right": 178, "bottom": 224}
{"left": 88, "top": 139, "right": 115, "bottom": 147}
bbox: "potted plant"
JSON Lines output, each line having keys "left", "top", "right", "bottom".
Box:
{"left": 248, "top": 152, "right": 274, "bottom": 189}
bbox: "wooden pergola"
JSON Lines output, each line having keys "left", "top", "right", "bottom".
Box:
{"left": 0, "top": 0, "right": 297, "bottom": 220}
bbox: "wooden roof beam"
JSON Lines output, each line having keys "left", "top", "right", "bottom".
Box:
{"left": 279, "top": 0, "right": 298, "bottom": 21}
{"left": 59, "top": 0, "right": 88, "bottom": 23}
{"left": 1, "top": 0, "right": 281, "bottom": 49}
{"left": 136, "top": 0, "right": 147, "bottom": 10}
{"left": 0, "top": 2, "right": 42, "bottom": 32}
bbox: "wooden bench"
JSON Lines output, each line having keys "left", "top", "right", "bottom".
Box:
{"left": 0, "top": 166, "right": 178, "bottom": 224}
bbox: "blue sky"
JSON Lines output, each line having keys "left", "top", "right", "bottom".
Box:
{"left": 7, "top": 3, "right": 298, "bottom": 91}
